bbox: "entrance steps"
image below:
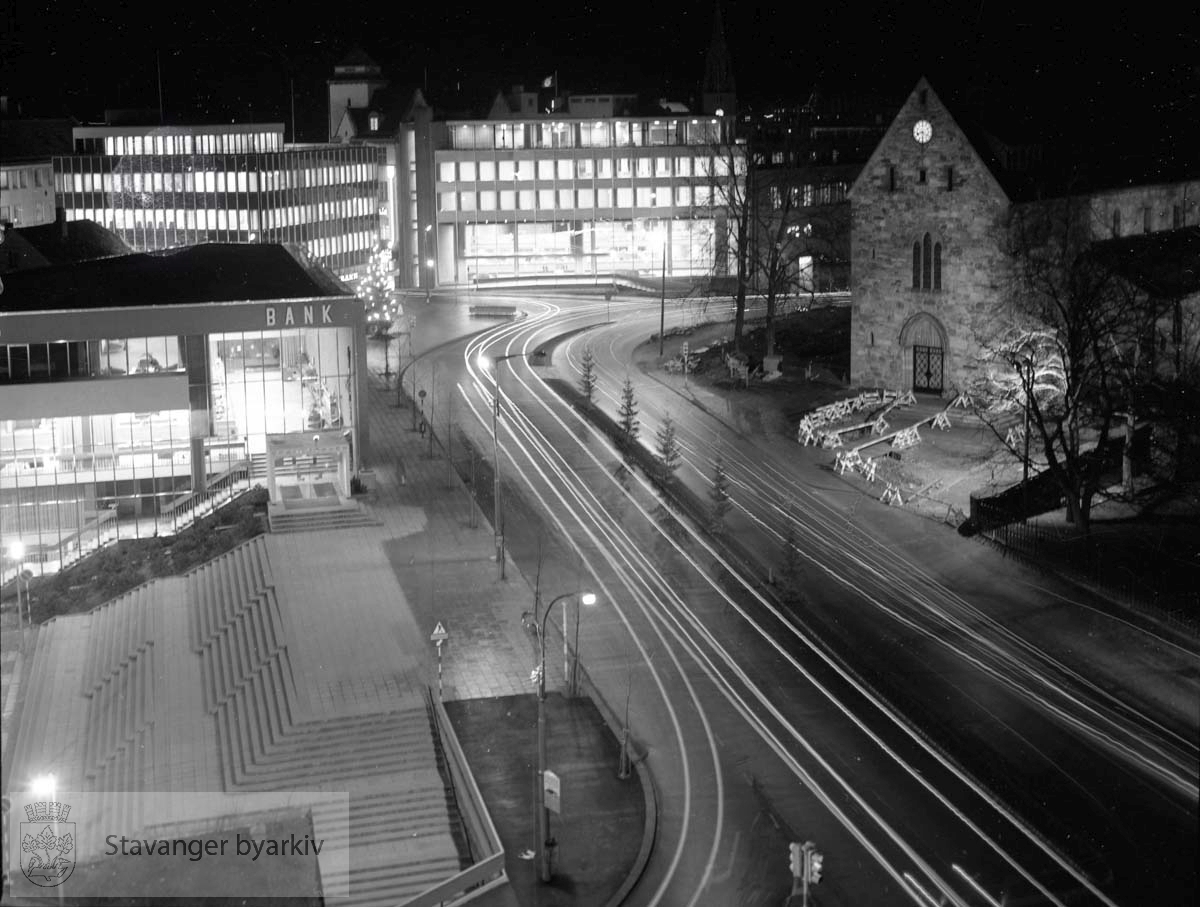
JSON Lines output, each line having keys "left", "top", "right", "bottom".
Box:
{"left": 267, "top": 500, "right": 382, "bottom": 533}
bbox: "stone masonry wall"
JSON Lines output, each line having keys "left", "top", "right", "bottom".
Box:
{"left": 850, "top": 78, "right": 1011, "bottom": 393}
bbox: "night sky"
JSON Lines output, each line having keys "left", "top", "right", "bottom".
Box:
{"left": 2, "top": 1, "right": 1196, "bottom": 151}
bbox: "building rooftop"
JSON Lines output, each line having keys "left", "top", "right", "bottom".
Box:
{"left": 1092, "top": 226, "right": 1200, "bottom": 298}
{"left": 1, "top": 218, "right": 132, "bottom": 274}
{"left": 0, "top": 243, "right": 351, "bottom": 312}
{"left": 0, "top": 118, "right": 76, "bottom": 163}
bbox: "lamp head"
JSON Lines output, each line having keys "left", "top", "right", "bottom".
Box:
{"left": 8, "top": 540, "right": 24, "bottom": 561}
{"left": 477, "top": 354, "right": 491, "bottom": 372}
{"left": 31, "top": 773, "right": 56, "bottom": 798}
{"left": 580, "top": 592, "right": 597, "bottom": 606}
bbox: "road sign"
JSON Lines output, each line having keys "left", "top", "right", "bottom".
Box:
{"left": 543, "top": 770, "right": 561, "bottom": 814}
{"left": 430, "top": 621, "right": 448, "bottom": 646}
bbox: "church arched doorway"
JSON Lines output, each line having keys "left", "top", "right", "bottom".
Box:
{"left": 898, "top": 312, "right": 949, "bottom": 394}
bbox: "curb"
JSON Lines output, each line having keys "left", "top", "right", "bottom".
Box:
{"left": 547, "top": 624, "right": 658, "bottom": 907}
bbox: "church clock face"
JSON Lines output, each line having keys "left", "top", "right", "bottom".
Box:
{"left": 913, "top": 119, "right": 933, "bottom": 144}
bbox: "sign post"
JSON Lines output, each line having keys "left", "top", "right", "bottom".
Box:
{"left": 430, "top": 621, "right": 449, "bottom": 699}
{"left": 682, "top": 341, "right": 689, "bottom": 389}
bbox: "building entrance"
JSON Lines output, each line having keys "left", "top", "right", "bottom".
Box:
{"left": 912, "top": 345, "right": 944, "bottom": 394}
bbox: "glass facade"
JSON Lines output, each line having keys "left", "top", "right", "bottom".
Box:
{"left": 1, "top": 324, "right": 356, "bottom": 573}
{"left": 425, "top": 116, "right": 738, "bottom": 283}
{"left": 54, "top": 126, "right": 382, "bottom": 280}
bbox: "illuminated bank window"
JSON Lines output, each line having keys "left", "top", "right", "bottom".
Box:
{"left": 648, "top": 122, "right": 669, "bottom": 145}
{"left": 675, "top": 185, "right": 692, "bottom": 206}
{"left": 598, "top": 158, "right": 612, "bottom": 178}
{"left": 598, "top": 188, "right": 613, "bottom": 207}
{"left": 537, "top": 160, "right": 554, "bottom": 180}
{"left": 695, "top": 156, "right": 711, "bottom": 177}
{"left": 557, "top": 189, "right": 574, "bottom": 208}
{"left": 459, "top": 161, "right": 477, "bottom": 181}
{"left": 616, "top": 157, "right": 631, "bottom": 177}
{"left": 636, "top": 187, "right": 653, "bottom": 207}
{"left": 616, "top": 187, "right": 633, "bottom": 207}
{"left": 460, "top": 192, "right": 476, "bottom": 211}
{"left": 577, "top": 188, "right": 594, "bottom": 208}
{"left": 205, "top": 171, "right": 216, "bottom": 192}
{"left": 694, "top": 185, "right": 712, "bottom": 206}
{"left": 636, "top": 158, "right": 651, "bottom": 178}
{"left": 538, "top": 189, "right": 555, "bottom": 209}
{"left": 480, "top": 191, "right": 497, "bottom": 210}
{"left": 518, "top": 189, "right": 535, "bottom": 209}
{"left": 499, "top": 160, "right": 515, "bottom": 180}
{"left": 655, "top": 187, "right": 671, "bottom": 207}
{"left": 500, "top": 189, "right": 516, "bottom": 209}
{"left": 479, "top": 160, "right": 496, "bottom": 181}
{"left": 655, "top": 157, "right": 671, "bottom": 176}
{"left": 556, "top": 160, "right": 572, "bottom": 180}
{"left": 515, "top": 160, "right": 534, "bottom": 181}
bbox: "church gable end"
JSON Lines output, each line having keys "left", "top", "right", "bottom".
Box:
{"left": 850, "top": 77, "right": 1012, "bottom": 392}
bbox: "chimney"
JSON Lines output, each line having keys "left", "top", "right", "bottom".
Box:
{"left": 56, "top": 206, "right": 68, "bottom": 239}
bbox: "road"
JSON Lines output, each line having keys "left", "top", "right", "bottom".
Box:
{"left": 396, "top": 291, "right": 1200, "bottom": 907}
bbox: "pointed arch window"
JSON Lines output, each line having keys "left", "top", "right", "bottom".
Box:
{"left": 921, "top": 233, "right": 932, "bottom": 289}
{"left": 912, "top": 233, "right": 944, "bottom": 291}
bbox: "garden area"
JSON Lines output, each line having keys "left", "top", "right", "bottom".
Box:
{"left": 19, "top": 487, "right": 269, "bottom": 624}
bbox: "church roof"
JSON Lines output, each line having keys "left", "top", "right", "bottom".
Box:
{"left": 1092, "top": 226, "right": 1200, "bottom": 299}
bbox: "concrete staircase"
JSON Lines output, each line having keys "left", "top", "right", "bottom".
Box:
{"left": 184, "top": 538, "right": 464, "bottom": 903}
{"left": 267, "top": 500, "right": 382, "bottom": 533}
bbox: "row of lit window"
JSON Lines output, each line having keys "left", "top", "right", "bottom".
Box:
{"left": 437, "top": 154, "right": 740, "bottom": 183}
{"left": 56, "top": 163, "right": 376, "bottom": 195}
{"left": 97, "top": 132, "right": 283, "bottom": 157}
{"left": 308, "top": 232, "right": 374, "bottom": 262}
{"left": 768, "top": 182, "right": 849, "bottom": 209}
{"left": 66, "top": 197, "right": 374, "bottom": 232}
{"left": 449, "top": 119, "right": 726, "bottom": 151}
{"left": 462, "top": 219, "right": 716, "bottom": 256}
{"left": 439, "top": 185, "right": 717, "bottom": 213}
{"left": 0, "top": 166, "right": 51, "bottom": 190}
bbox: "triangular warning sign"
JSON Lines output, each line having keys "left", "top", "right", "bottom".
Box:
{"left": 430, "top": 621, "right": 448, "bottom": 643}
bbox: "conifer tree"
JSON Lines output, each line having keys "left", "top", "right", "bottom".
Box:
{"left": 359, "top": 241, "right": 395, "bottom": 338}
{"left": 708, "top": 457, "right": 731, "bottom": 532}
{"left": 655, "top": 416, "right": 682, "bottom": 477}
{"left": 618, "top": 377, "right": 639, "bottom": 442}
{"left": 580, "top": 346, "right": 597, "bottom": 403}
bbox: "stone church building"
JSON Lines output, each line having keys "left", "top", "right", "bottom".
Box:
{"left": 849, "top": 77, "right": 1199, "bottom": 395}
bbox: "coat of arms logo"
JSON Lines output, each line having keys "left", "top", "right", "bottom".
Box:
{"left": 20, "top": 800, "right": 75, "bottom": 887}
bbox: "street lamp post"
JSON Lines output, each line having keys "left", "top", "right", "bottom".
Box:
{"left": 524, "top": 591, "right": 596, "bottom": 882}
{"left": 423, "top": 225, "right": 433, "bottom": 303}
{"left": 478, "top": 353, "right": 523, "bottom": 579}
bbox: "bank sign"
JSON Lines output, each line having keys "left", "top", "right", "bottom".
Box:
{"left": 264, "top": 304, "right": 335, "bottom": 327}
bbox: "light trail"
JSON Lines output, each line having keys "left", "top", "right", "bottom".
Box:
{"left": 463, "top": 324, "right": 1095, "bottom": 905}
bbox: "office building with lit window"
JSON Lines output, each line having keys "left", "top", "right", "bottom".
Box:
{"left": 52, "top": 123, "right": 383, "bottom": 285}
{"left": 328, "top": 43, "right": 741, "bottom": 291}
{"left": 0, "top": 243, "right": 370, "bottom": 573}
{"left": 419, "top": 112, "right": 738, "bottom": 286}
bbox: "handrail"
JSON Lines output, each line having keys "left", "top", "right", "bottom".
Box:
{"left": 400, "top": 689, "right": 507, "bottom": 907}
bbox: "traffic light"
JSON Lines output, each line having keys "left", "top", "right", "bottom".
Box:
{"left": 789, "top": 842, "right": 802, "bottom": 877}
{"left": 808, "top": 848, "right": 824, "bottom": 884}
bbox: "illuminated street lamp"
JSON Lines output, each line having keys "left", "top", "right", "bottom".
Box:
{"left": 523, "top": 591, "right": 597, "bottom": 882}
{"left": 423, "top": 225, "right": 433, "bottom": 303}
{"left": 477, "top": 353, "right": 523, "bottom": 579}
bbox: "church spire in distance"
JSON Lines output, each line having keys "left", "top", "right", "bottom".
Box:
{"left": 702, "top": 0, "right": 737, "bottom": 117}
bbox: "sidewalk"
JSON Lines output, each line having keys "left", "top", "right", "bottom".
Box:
{"left": 362, "top": 349, "right": 650, "bottom": 907}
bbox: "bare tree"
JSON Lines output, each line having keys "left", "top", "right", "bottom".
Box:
{"left": 971, "top": 193, "right": 1163, "bottom": 533}
{"left": 707, "top": 128, "right": 850, "bottom": 357}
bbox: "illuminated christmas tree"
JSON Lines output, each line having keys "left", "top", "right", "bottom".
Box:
{"left": 359, "top": 240, "right": 396, "bottom": 338}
